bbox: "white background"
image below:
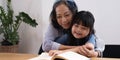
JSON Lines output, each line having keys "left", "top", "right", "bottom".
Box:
{"left": 75, "top": 0, "right": 120, "bottom": 45}
{"left": 0, "top": 0, "right": 120, "bottom": 54}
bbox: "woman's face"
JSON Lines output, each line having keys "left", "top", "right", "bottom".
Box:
{"left": 72, "top": 23, "right": 90, "bottom": 39}
{"left": 56, "top": 4, "right": 73, "bottom": 29}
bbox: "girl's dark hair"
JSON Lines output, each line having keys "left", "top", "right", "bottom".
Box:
{"left": 50, "top": 0, "right": 78, "bottom": 29}
{"left": 72, "top": 11, "right": 95, "bottom": 34}
{"left": 68, "top": 11, "right": 95, "bottom": 45}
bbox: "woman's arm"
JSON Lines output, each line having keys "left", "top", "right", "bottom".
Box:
{"left": 59, "top": 44, "right": 76, "bottom": 50}
{"left": 94, "top": 37, "right": 105, "bottom": 57}
{"left": 42, "top": 24, "right": 78, "bottom": 52}
{"left": 42, "top": 24, "right": 61, "bottom": 52}
{"left": 49, "top": 46, "right": 81, "bottom": 56}
{"left": 49, "top": 44, "right": 98, "bottom": 57}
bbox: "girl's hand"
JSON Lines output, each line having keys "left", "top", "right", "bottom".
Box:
{"left": 85, "top": 43, "right": 94, "bottom": 50}
{"left": 82, "top": 45, "right": 97, "bottom": 57}
{"left": 77, "top": 43, "right": 98, "bottom": 57}
{"left": 49, "top": 50, "right": 63, "bottom": 56}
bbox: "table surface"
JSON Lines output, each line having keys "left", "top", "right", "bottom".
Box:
{"left": 0, "top": 53, "right": 119, "bottom": 60}
{"left": 0, "top": 53, "right": 37, "bottom": 60}
{"left": 91, "top": 57, "right": 120, "bottom": 60}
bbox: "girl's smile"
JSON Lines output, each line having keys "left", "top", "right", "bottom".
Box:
{"left": 72, "top": 24, "right": 90, "bottom": 39}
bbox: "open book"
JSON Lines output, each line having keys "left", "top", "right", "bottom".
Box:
{"left": 29, "top": 51, "right": 90, "bottom": 60}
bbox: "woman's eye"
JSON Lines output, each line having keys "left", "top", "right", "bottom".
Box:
{"left": 65, "top": 14, "right": 70, "bottom": 17}
{"left": 57, "top": 16, "right": 61, "bottom": 19}
{"left": 65, "top": 14, "right": 69, "bottom": 16}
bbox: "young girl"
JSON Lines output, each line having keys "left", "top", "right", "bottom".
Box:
{"left": 49, "top": 11, "right": 99, "bottom": 57}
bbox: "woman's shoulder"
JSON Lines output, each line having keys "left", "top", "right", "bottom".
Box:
{"left": 48, "top": 23, "right": 57, "bottom": 30}
{"left": 47, "top": 23, "right": 62, "bottom": 34}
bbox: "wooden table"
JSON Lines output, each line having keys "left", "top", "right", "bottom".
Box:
{"left": 0, "top": 53, "right": 37, "bottom": 60}
{"left": 91, "top": 57, "right": 120, "bottom": 60}
{"left": 0, "top": 53, "right": 119, "bottom": 60}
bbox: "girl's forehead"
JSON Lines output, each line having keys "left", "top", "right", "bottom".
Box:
{"left": 74, "top": 21, "right": 88, "bottom": 27}
{"left": 74, "top": 20, "right": 82, "bottom": 24}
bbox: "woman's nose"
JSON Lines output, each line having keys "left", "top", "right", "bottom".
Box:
{"left": 62, "top": 17, "right": 67, "bottom": 23}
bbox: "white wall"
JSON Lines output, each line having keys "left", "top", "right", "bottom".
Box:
{"left": 0, "top": 0, "right": 120, "bottom": 54}
{"left": 75, "top": 0, "right": 120, "bottom": 45}
{"left": 12, "top": 0, "right": 43, "bottom": 54}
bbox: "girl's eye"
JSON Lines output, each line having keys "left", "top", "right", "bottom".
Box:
{"left": 81, "top": 27, "right": 88, "bottom": 30}
{"left": 74, "top": 24, "right": 79, "bottom": 27}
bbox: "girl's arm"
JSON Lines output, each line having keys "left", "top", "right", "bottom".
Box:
{"left": 88, "top": 35, "right": 105, "bottom": 57}
{"left": 88, "top": 34, "right": 105, "bottom": 56}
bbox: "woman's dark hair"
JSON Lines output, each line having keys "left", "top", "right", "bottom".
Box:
{"left": 50, "top": 0, "right": 78, "bottom": 29}
{"left": 72, "top": 11, "right": 95, "bottom": 34}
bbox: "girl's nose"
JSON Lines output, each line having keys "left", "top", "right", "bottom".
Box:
{"left": 77, "top": 27, "right": 81, "bottom": 32}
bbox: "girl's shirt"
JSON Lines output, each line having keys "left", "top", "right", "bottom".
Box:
{"left": 65, "top": 34, "right": 95, "bottom": 46}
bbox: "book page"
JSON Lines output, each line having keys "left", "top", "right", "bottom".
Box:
{"left": 29, "top": 51, "right": 90, "bottom": 60}
{"left": 54, "top": 51, "right": 90, "bottom": 60}
{"left": 29, "top": 52, "right": 52, "bottom": 60}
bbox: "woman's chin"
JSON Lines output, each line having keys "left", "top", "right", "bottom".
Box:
{"left": 62, "top": 26, "right": 69, "bottom": 29}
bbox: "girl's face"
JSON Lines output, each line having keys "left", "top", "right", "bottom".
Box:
{"left": 72, "top": 23, "right": 90, "bottom": 39}
{"left": 56, "top": 4, "right": 73, "bottom": 29}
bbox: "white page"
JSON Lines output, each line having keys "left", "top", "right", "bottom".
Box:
{"left": 29, "top": 52, "right": 52, "bottom": 60}
{"left": 58, "top": 51, "right": 90, "bottom": 60}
